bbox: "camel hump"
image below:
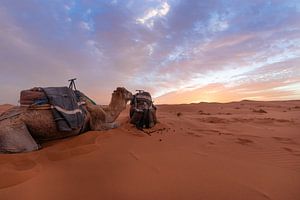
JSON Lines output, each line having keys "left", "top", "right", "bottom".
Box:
{"left": 0, "top": 120, "right": 40, "bottom": 153}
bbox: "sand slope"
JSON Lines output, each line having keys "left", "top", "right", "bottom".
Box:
{"left": 0, "top": 101, "right": 300, "bottom": 200}
{"left": 0, "top": 104, "right": 13, "bottom": 114}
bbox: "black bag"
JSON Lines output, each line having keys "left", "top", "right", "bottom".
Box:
{"left": 130, "top": 91, "right": 157, "bottom": 129}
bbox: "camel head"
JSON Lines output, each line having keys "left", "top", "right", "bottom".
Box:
{"left": 112, "top": 87, "right": 133, "bottom": 105}
{"left": 116, "top": 87, "right": 133, "bottom": 101}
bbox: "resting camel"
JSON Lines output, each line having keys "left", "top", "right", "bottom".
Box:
{"left": 0, "top": 87, "right": 132, "bottom": 153}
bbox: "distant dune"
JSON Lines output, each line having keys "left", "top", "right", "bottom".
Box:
{"left": 0, "top": 100, "right": 300, "bottom": 200}
{"left": 0, "top": 104, "right": 13, "bottom": 113}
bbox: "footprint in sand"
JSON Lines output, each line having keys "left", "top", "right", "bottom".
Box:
{"left": 129, "top": 151, "right": 140, "bottom": 160}
{"left": 0, "top": 158, "right": 40, "bottom": 189}
{"left": 186, "top": 131, "right": 203, "bottom": 138}
{"left": 192, "top": 128, "right": 220, "bottom": 135}
{"left": 272, "top": 137, "right": 297, "bottom": 145}
{"left": 282, "top": 147, "right": 300, "bottom": 156}
{"left": 200, "top": 117, "right": 228, "bottom": 123}
{"left": 236, "top": 138, "right": 254, "bottom": 145}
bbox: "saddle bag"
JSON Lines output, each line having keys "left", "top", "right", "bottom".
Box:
{"left": 130, "top": 91, "right": 157, "bottom": 129}
{"left": 20, "top": 87, "right": 48, "bottom": 106}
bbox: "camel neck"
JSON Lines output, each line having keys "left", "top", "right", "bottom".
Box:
{"left": 105, "top": 96, "right": 126, "bottom": 123}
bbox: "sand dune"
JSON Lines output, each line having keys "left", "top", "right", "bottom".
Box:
{"left": 0, "top": 101, "right": 300, "bottom": 200}
{"left": 0, "top": 104, "right": 13, "bottom": 114}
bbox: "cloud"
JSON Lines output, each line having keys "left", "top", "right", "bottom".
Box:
{"left": 155, "top": 57, "right": 300, "bottom": 104}
{"left": 136, "top": 2, "right": 170, "bottom": 28}
{"left": 79, "top": 21, "right": 92, "bottom": 31}
{"left": 0, "top": 0, "right": 299, "bottom": 105}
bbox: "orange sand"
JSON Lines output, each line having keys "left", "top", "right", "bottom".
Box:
{"left": 0, "top": 101, "right": 300, "bottom": 200}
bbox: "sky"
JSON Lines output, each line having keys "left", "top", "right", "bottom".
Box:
{"left": 0, "top": 0, "right": 300, "bottom": 104}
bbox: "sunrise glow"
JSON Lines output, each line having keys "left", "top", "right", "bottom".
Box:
{"left": 0, "top": 1, "right": 299, "bottom": 104}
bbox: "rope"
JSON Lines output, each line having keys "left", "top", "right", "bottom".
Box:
{"left": 82, "top": 94, "right": 97, "bottom": 105}
{"left": 0, "top": 112, "right": 22, "bottom": 121}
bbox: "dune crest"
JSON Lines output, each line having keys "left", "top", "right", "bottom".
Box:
{"left": 0, "top": 104, "right": 13, "bottom": 114}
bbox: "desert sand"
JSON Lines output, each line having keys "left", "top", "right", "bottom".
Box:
{"left": 0, "top": 100, "right": 300, "bottom": 200}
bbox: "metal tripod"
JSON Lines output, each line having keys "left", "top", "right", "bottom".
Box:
{"left": 68, "top": 78, "right": 77, "bottom": 91}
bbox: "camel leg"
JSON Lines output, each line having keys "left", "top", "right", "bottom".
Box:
{"left": 92, "top": 122, "right": 119, "bottom": 131}
{"left": 0, "top": 119, "right": 40, "bottom": 153}
{"left": 102, "top": 122, "right": 119, "bottom": 130}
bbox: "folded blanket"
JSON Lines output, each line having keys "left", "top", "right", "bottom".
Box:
{"left": 43, "top": 87, "right": 86, "bottom": 132}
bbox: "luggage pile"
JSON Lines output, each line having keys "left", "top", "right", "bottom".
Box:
{"left": 130, "top": 90, "right": 157, "bottom": 129}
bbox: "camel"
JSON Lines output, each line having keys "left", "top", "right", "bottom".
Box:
{"left": 0, "top": 87, "right": 133, "bottom": 153}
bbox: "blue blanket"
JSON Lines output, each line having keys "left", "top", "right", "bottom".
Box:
{"left": 43, "top": 87, "right": 86, "bottom": 132}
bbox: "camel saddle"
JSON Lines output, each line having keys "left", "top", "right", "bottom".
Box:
{"left": 20, "top": 87, "right": 87, "bottom": 132}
